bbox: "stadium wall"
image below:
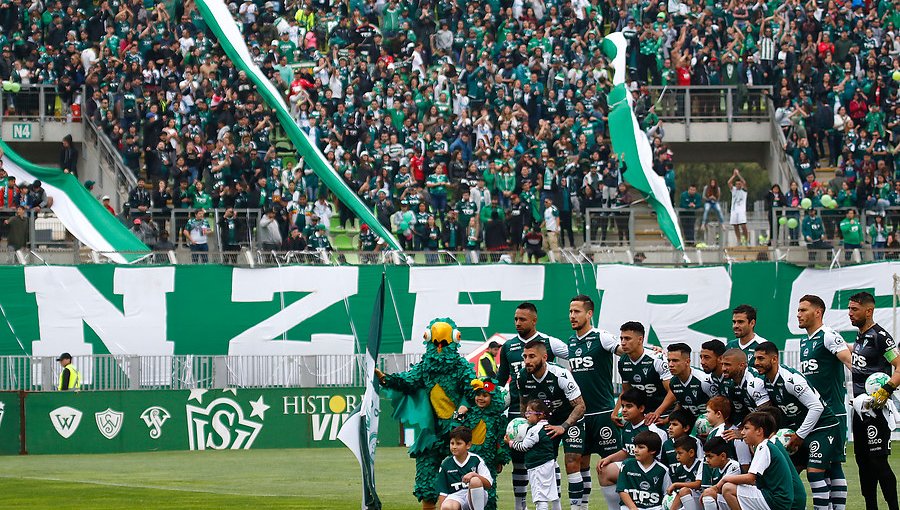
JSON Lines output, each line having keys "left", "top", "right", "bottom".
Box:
{"left": 0, "top": 263, "right": 897, "bottom": 358}
{"left": 0, "top": 387, "right": 400, "bottom": 455}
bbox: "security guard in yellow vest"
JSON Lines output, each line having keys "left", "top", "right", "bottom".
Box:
{"left": 57, "top": 352, "right": 81, "bottom": 391}
{"left": 476, "top": 341, "right": 501, "bottom": 378}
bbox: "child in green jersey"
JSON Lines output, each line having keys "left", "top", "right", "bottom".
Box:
{"left": 437, "top": 426, "right": 493, "bottom": 510}
{"left": 508, "top": 400, "right": 559, "bottom": 510}
{"left": 617, "top": 430, "right": 671, "bottom": 510}
{"left": 668, "top": 435, "right": 703, "bottom": 510}
{"left": 699, "top": 437, "right": 741, "bottom": 510}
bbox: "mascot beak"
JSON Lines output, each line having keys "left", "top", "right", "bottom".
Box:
{"left": 430, "top": 321, "right": 454, "bottom": 353}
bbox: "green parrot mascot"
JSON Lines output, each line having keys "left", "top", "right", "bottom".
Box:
{"left": 375, "top": 318, "right": 476, "bottom": 510}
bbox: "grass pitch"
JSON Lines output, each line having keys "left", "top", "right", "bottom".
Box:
{"left": 0, "top": 445, "right": 895, "bottom": 509}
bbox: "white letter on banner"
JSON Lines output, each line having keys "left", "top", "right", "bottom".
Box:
{"left": 595, "top": 265, "right": 731, "bottom": 348}
{"left": 229, "top": 267, "right": 358, "bottom": 357}
{"left": 407, "top": 265, "right": 544, "bottom": 353}
{"left": 787, "top": 263, "right": 900, "bottom": 335}
{"left": 26, "top": 266, "right": 175, "bottom": 357}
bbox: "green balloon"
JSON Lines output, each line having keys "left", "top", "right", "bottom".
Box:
{"left": 399, "top": 221, "right": 409, "bottom": 231}
{"left": 778, "top": 216, "right": 787, "bottom": 226}
{"left": 821, "top": 195, "right": 833, "bottom": 206}
{"left": 2, "top": 82, "right": 11, "bottom": 91}
{"left": 787, "top": 218, "right": 799, "bottom": 229}
{"left": 10, "top": 82, "right": 20, "bottom": 93}
{"left": 827, "top": 199, "right": 838, "bottom": 209}
{"left": 800, "top": 198, "right": 812, "bottom": 209}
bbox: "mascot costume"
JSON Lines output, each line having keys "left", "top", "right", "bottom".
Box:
{"left": 455, "top": 377, "right": 510, "bottom": 510}
{"left": 375, "top": 318, "right": 476, "bottom": 510}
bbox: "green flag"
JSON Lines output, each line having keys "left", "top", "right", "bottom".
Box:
{"left": 194, "top": 0, "right": 403, "bottom": 251}
{"left": 601, "top": 33, "right": 686, "bottom": 251}
{"left": 337, "top": 273, "right": 385, "bottom": 510}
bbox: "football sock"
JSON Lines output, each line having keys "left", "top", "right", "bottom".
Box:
{"left": 568, "top": 472, "right": 583, "bottom": 509}
{"left": 702, "top": 495, "right": 718, "bottom": 510}
{"left": 581, "top": 468, "right": 592, "bottom": 507}
{"left": 602, "top": 484, "right": 619, "bottom": 510}
{"left": 826, "top": 464, "right": 847, "bottom": 510}
{"left": 808, "top": 470, "right": 831, "bottom": 510}
{"left": 470, "top": 486, "right": 486, "bottom": 510}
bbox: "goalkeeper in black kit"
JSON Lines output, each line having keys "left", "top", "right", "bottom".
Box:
{"left": 848, "top": 292, "right": 900, "bottom": 510}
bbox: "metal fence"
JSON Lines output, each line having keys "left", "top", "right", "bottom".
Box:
{"left": 0, "top": 350, "right": 806, "bottom": 392}
{"left": 647, "top": 85, "right": 772, "bottom": 123}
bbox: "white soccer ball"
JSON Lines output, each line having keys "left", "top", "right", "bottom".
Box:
{"left": 662, "top": 492, "right": 677, "bottom": 510}
{"left": 773, "top": 428, "right": 795, "bottom": 448}
{"left": 693, "top": 414, "right": 711, "bottom": 437}
{"left": 866, "top": 372, "right": 891, "bottom": 395}
{"left": 506, "top": 417, "right": 530, "bottom": 443}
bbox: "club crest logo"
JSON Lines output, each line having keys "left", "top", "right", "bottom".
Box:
{"left": 50, "top": 406, "right": 83, "bottom": 439}
{"left": 141, "top": 406, "right": 171, "bottom": 439}
{"left": 185, "top": 389, "right": 266, "bottom": 451}
{"left": 95, "top": 408, "right": 124, "bottom": 439}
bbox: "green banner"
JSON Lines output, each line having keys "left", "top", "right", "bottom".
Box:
{"left": 22, "top": 388, "right": 399, "bottom": 455}
{"left": 0, "top": 263, "right": 897, "bottom": 358}
{"left": 0, "top": 392, "right": 21, "bottom": 454}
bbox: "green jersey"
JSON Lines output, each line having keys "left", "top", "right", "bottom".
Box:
{"left": 661, "top": 435, "right": 704, "bottom": 476}
{"left": 621, "top": 421, "right": 668, "bottom": 458}
{"left": 497, "top": 333, "right": 568, "bottom": 414}
{"left": 359, "top": 231, "right": 379, "bottom": 251}
{"left": 708, "top": 423, "right": 752, "bottom": 465}
{"left": 721, "top": 369, "right": 770, "bottom": 423}
{"left": 670, "top": 458, "right": 702, "bottom": 484}
{"left": 669, "top": 368, "right": 715, "bottom": 417}
{"left": 700, "top": 458, "right": 741, "bottom": 489}
{"left": 426, "top": 173, "right": 450, "bottom": 195}
{"left": 618, "top": 351, "right": 672, "bottom": 412}
{"left": 800, "top": 326, "right": 849, "bottom": 420}
{"left": 567, "top": 328, "right": 619, "bottom": 413}
{"left": 616, "top": 458, "right": 671, "bottom": 509}
{"left": 435, "top": 453, "right": 492, "bottom": 496}
{"left": 455, "top": 200, "right": 477, "bottom": 229}
{"left": 763, "top": 365, "right": 838, "bottom": 438}
{"left": 510, "top": 419, "right": 557, "bottom": 468}
{"left": 517, "top": 363, "right": 581, "bottom": 426}
{"left": 749, "top": 441, "right": 795, "bottom": 510}
{"left": 770, "top": 439, "right": 807, "bottom": 510}
{"left": 726, "top": 334, "right": 768, "bottom": 365}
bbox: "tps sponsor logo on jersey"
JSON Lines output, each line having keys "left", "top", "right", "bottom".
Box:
{"left": 186, "top": 388, "right": 267, "bottom": 450}
{"left": 95, "top": 408, "right": 124, "bottom": 439}
{"left": 140, "top": 406, "right": 171, "bottom": 439}
{"left": 50, "top": 406, "right": 83, "bottom": 439}
{"left": 282, "top": 393, "right": 361, "bottom": 441}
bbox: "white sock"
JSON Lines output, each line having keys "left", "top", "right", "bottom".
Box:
{"left": 602, "top": 485, "right": 619, "bottom": 510}
{"left": 552, "top": 499, "right": 563, "bottom": 510}
{"left": 536, "top": 503, "right": 549, "bottom": 510}
{"left": 681, "top": 494, "right": 699, "bottom": 510}
{"left": 568, "top": 472, "right": 583, "bottom": 509}
{"left": 515, "top": 496, "right": 527, "bottom": 510}
{"left": 702, "top": 495, "right": 718, "bottom": 510}
{"left": 470, "top": 486, "right": 487, "bottom": 510}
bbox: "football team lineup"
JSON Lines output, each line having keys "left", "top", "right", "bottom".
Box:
{"left": 372, "top": 293, "right": 900, "bottom": 510}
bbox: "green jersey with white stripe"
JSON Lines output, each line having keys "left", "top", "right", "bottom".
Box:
{"left": 619, "top": 351, "right": 672, "bottom": 412}
{"left": 763, "top": 365, "right": 838, "bottom": 437}
{"left": 726, "top": 335, "right": 767, "bottom": 365}
{"left": 700, "top": 459, "right": 741, "bottom": 489}
{"left": 801, "top": 326, "right": 849, "bottom": 419}
{"left": 435, "top": 453, "right": 492, "bottom": 495}
{"left": 621, "top": 421, "right": 668, "bottom": 458}
{"left": 568, "top": 328, "right": 619, "bottom": 413}
{"left": 669, "top": 368, "right": 715, "bottom": 417}
{"left": 497, "top": 332, "right": 568, "bottom": 413}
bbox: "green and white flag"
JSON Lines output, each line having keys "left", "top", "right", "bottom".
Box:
{"left": 337, "top": 273, "right": 384, "bottom": 510}
{"left": 194, "top": 0, "right": 403, "bottom": 251}
{"left": 601, "top": 33, "right": 686, "bottom": 252}
{"left": 0, "top": 140, "right": 150, "bottom": 264}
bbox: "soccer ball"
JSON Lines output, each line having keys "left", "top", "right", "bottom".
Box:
{"left": 773, "top": 428, "right": 795, "bottom": 448}
{"left": 663, "top": 492, "right": 677, "bottom": 510}
{"left": 506, "top": 417, "right": 530, "bottom": 443}
{"left": 693, "top": 414, "right": 711, "bottom": 437}
{"left": 866, "top": 372, "right": 890, "bottom": 395}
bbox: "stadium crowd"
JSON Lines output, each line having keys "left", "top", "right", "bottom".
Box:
{"left": 0, "top": 0, "right": 898, "bottom": 258}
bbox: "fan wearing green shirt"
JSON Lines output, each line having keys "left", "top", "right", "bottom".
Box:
{"left": 426, "top": 165, "right": 450, "bottom": 219}
{"left": 839, "top": 209, "right": 862, "bottom": 262}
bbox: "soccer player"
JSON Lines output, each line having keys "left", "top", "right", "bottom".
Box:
{"left": 567, "top": 295, "right": 625, "bottom": 509}
{"left": 727, "top": 305, "right": 768, "bottom": 364}
{"left": 614, "top": 322, "right": 675, "bottom": 425}
{"left": 668, "top": 435, "right": 703, "bottom": 510}
{"left": 699, "top": 437, "right": 741, "bottom": 510}
{"left": 436, "top": 426, "right": 493, "bottom": 510}
{"left": 718, "top": 412, "right": 796, "bottom": 510}
{"left": 597, "top": 389, "right": 668, "bottom": 510}
{"left": 617, "top": 431, "right": 671, "bottom": 510}
{"left": 698, "top": 340, "right": 727, "bottom": 396}
{"left": 494, "top": 302, "right": 569, "bottom": 510}
{"left": 797, "top": 293, "right": 851, "bottom": 509}
{"left": 667, "top": 343, "right": 716, "bottom": 417}
{"left": 848, "top": 291, "right": 900, "bottom": 510}
{"left": 719, "top": 348, "right": 769, "bottom": 424}
{"left": 509, "top": 400, "right": 562, "bottom": 510}
{"left": 518, "top": 340, "right": 586, "bottom": 510}
{"left": 753, "top": 341, "right": 843, "bottom": 510}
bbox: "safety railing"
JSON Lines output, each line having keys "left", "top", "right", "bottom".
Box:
{"left": 0, "top": 353, "right": 426, "bottom": 391}
{"left": 0, "top": 84, "right": 73, "bottom": 123}
{"left": 647, "top": 85, "right": 772, "bottom": 123}
{"left": 84, "top": 113, "right": 138, "bottom": 206}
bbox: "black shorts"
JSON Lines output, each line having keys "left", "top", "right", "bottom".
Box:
{"left": 853, "top": 410, "right": 893, "bottom": 457}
